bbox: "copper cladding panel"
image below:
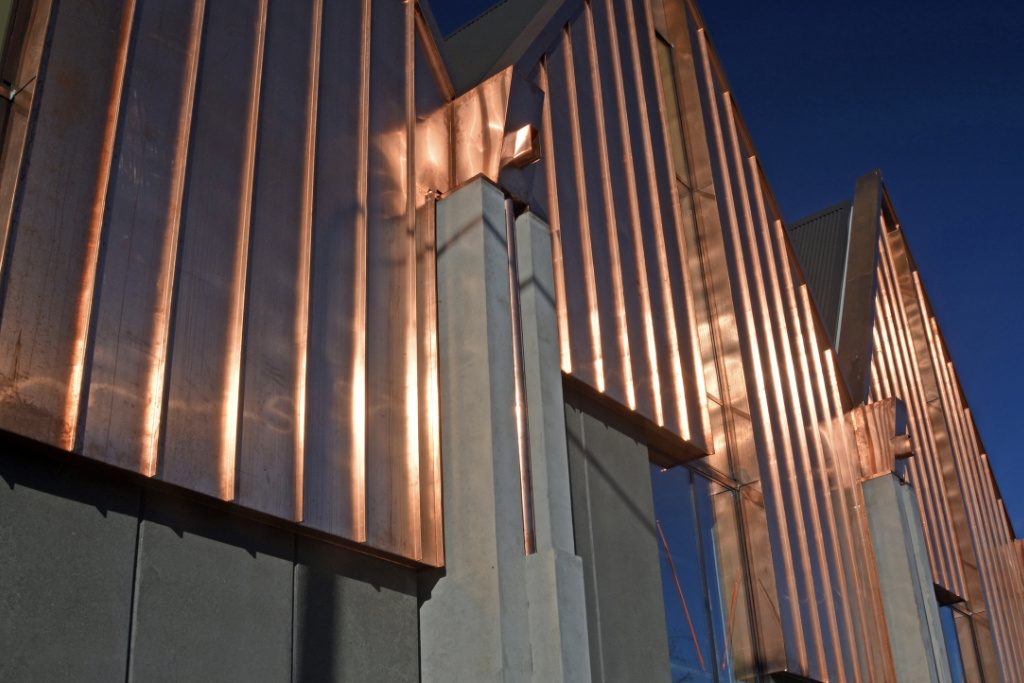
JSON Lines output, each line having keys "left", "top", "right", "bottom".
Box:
{"left": 869, "top": 213, "right": 1024, "bottom": 679}
{"left": 0, "top": 0, "right": 446, "bottom": 565}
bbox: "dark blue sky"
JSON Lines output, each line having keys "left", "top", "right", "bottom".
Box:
{"left": 429, "top": 0, "right": 1024, "bottom": 532}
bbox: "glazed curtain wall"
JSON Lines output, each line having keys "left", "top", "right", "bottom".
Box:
{"left": 0, "top": 0, "right": 450, "bottom": 564}
{"left": 868, "top": 208, "right": 1024, "bottom": 681}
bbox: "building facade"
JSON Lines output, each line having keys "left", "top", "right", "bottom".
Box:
{"left": 0, "top": 0, "right": 1020, "bottom": 681}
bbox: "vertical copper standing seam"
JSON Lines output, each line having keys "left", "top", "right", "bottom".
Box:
{"left": 695, "top": 27, "right": 808, "bottom": 673}
{"left": 349, "top": 0, "right": 371, "bottom": 543}
{"left": 721, "top": 112, "right": 827, "bottom": 678}
{"left": 937, "top": 327, "right": 1024, "bottom": 675}
{"left": 872, "top": 294, "right": 947, "bottom": 588}
{"left": 145, "top": 0, "right": 206, "bottom": 477}
{"left": 403, "top": 0, "right": 422, "bottom": 561}
{"left": 973, "top": 448, "right": 1024, "bottom": 677}
{"left": 221, "top": 0, "right": 266, "bottom": 501}
{"left": 538, "top": 59, "right": 572, "bottom": 374}
{"left": 562, "top": 27, "right": 605, "bottom": 393}
{"left": 881, "top": 237, "right": 966, "bottom": 594}
{"left": 875, "top": 244, "right": 960, "bottom": 593}
{"left": 870, "top": 321, "right": 944, "bottom": 586}
{"left": 926, "top": 308, "right": 1020, "bottom": 675}
{"left": 293, "top": 0, "right": 323, "bottom": 522}
{"left": 820, "top": 348, "right": 897, "bottom": 683}
{"left": 757, "top": 193, "right": 859, "bottom": 680}
{"left": 874, "top": 282, "right": 950, "bottom": 593}
{"left": 656, "top": 519, "right": 706, "bottom": 672}
{"left": 599, "top": 0, "right": 663, "bottom": 426}
{"left": 64, "top": 0, "right": 137, "bottom": 450}
{"left": 583, "top": 0, "right": 635, "bottom": 410}
{"left": 505, "top": 197, "right": 536, "bottom": 555}
{"left": 623, "top": 0, "right": 688, "bottom": 436}
{"left": 804, "top": 285, "right": 878, "bottom": 681}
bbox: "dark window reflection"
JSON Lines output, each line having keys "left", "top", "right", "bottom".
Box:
{"left": 650, "top": 464, "right": 734, "bottom": 682}
{"left": 940, "top": 605, "right": 966, "bottom": 683}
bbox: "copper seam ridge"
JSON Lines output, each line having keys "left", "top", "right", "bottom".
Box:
{"left": 404, "top": 0, "right": 422, "bottom": 560}
{"left": 562, "top": 27, "right": 605, "bottom": 393}
{"left": 805, "top": 285, "right": 876, "bottom": 681}
{"left": 350, "top": 0, "right": 371, "bottom": 542}
{"left": 927, "top": 322, "right": 1008, "bottom": 659}
{"left": 694, "top": 27, "right": 806, "bottom": 670}
{"left": 928, "top": 299, "right": 1024, "bottom": 666}
{"left": 583, "top": 0, "right": 635, "bottom": 410}
{"left": 222, "top": 0, "right": 266, "bottom": 502}
{"left": 872, "top": 289, "right": 946, "bottom": 586}
{"left": 720, "top": 91, "right": 823, "bottom": 677}
{"left": 869, "top": 319, "right": 942, "bottom": 587}
{"left": 293, "top": 0, "right": 323, "bottom": 522}
{"left": 878, "top": 266, "right": 958, "bottom": 593}
{"left": 878, "top": 267, "right": 954, "bottom": 593}
{"left": 925, "top": 305, "right": 1019, "bottom": 672}
{"left": 538, "top": 59, "right": 572, "bottom": 374}
{"left": 874, "top": 244, "right": 953, "bottom": 589}
{"left": 600, "top": 0, "right": 662, "bottom": 425}
{"left": 878, "top": 236, "right": 964, "bottom": 593}
{"left": 624, "top": 0, "right": 687, "bottom": 436}
{"left": 145, "top": 0, "right": 206, "bottom": 478}
{"left": 762, "top": 200, "right": 857, "bottom": 680}
{"left": 642, "top": 0, "right": 710, "bottom": 443}
{"left": 65, "top": 0, "right": 138, "bottom": 451}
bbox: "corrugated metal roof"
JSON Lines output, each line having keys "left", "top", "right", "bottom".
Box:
{"left": 786, "top": 201, "right": 853, "bottom": 344}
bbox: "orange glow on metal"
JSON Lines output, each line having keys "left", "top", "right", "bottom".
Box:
{"left": 696, "top": 26, "right": 807, "bottom": 670}
{"left": 64, "top": 0, "right": 137, "bottom": 450}
{"left": 539, "top": 60, "right": 572, "bottom": 374}
{"left": 563, "top": 28, "right": 606, "bottom": 392}
{"left": 602, "top": 0, "right": 663, "bottom": 425}
{"left": 220, "top": 0, "right": 267, "bottom": 501}
{"left": 404, "top": 0, "right": 422, "bottom": 558}
{"left": 143, "top": 0, "right": 206, "bottom": 477}
{"left": 584, "top": 2, "right": 635, "bottom": 409}
{"left": 293, "top": 0, "right": 322, "bottom": 520}
{"left": 623, "top": 0, "right": 687, "bottom": 436}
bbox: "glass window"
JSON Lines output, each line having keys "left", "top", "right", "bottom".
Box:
{"left": 940, "top": 605, "right": 967, "bottom": 683}
{"left": 651, "top": 464, "right": 735, "bottom": 682}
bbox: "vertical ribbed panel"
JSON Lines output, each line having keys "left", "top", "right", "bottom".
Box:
{"left": 870, "top": 218, "right": 1024, "bottom": 680}
{"left": 0, "top": 0, "right": 448, "bottom": 564}
{"left": 537, "top": 0, "right": 709, "bottom": 452}
{"left": 661, "top": 1, "right": 899, "bottom": 678}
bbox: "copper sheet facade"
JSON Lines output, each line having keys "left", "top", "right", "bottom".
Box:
{"left": 1, "top": 0, "right": 1022, "bottom": 679}
{"left": 0, "top": 0, "right": 450, "bottom": 565}
{"left": 868, "top": 191, "right": 1024, "bottom": 680}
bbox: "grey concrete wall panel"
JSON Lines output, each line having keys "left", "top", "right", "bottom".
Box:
{"left": 293, "top": 537, "right": 419, "bottom": 682}
{"left": 420, "top": 178, "right": 532, "bottom": 682}
{"left": 786, "top": 201, "right": 853, "bottom": 344}
{"left": 128, "top": 493, "right": 295, "bottom": 683}
{"left": 864, "top": 475, "right": 952, "bottom": 683}
{"left": 0, "top": 442, "right": 139, "bottom": 683}
{"left": 516, "top": 210, "right": 593, "bottom": 682}
{"left": 565, "top": 401, "right": 671, "bottom": 683}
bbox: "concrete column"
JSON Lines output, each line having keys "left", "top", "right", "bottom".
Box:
{"left": 516, "top": 211, "right": 592, "bottom": 683}
{"left": 420, "top": 178, "right": 532, "bottom": 682}
{"left": 864, "top": 474, "right": 952, "bottom": 683}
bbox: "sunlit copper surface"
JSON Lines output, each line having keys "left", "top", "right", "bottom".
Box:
{"left": 0, "top": 0, "right": 447, "bottom": 564}
{"left": 866, "top": 188, "right": 1024, "bottom": 679}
